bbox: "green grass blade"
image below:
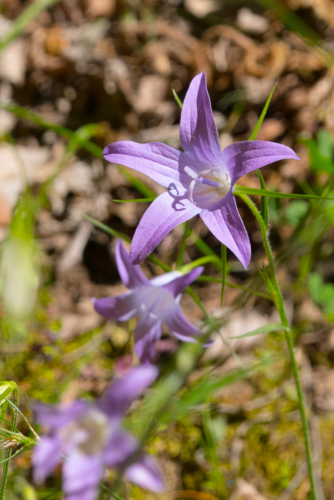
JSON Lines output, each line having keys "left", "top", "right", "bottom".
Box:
{"left": 256, "top": 170, "right": 269, "bottom": 229}
{"left": 172, "top": 89, "right": 183, "bottom": 109}
{"left": 181, "top": 255, "right": 221, "bottom": 274}
{"left": 257, "top": 0, "right": 321, "bottom": 47}
{"left": 0, "top": 383, "right": 15, "bottom": 408}
{"left": 220, "top": 245, "right": 227, "bottom": 306}
{"left": 248, "top": 84, "right": 277, "bottom": 141}
{"left": 228, "top": 322, "right": 288, "bottom": 339}
{"left": 0, "top": 102, "right": 102, "bottom": 155}
{"left": 185, "top": 287, "right": 213, "bottom": 323}
{"left": 197, "top": 275, "right": 272, "bottom": 300}
{"left": 176, "top": 222, "right": 191, "bottom": 268}
{"left": 164, "top": 367, "right": 249, "bottom": 423}
{"left": 100, "top": 484, "right": 125, "bottom": 500}
{"left": 234, "top": 185, "right": 334, "bottom": 200}
{"left": 117, "top": 166, "right": 156, "bottom": 198}
{"left": 248, "top": 83, "right": 276, "bottom": 230}
{"left": 0, "top": 102, "right": 154, "bottom": 197}
{"left": 299, "top": 136, "right": 334, "bottom": 174}
{"left": 0, "top": 384, "right": 18, "bottom": 500}
{"left": 40, "top": 123, "right": 103, "bottom": 196}
{"left": 0, "top": 0, "right": 63, "bottom": 55}
{"left": 192, "top": 233, "right": 220, "bottom": 260}
{"left": 83, "top": 215, "right": 131, "bottom": 242}
{"left": 83, "top": 215, "right": 170, "bottom": 271}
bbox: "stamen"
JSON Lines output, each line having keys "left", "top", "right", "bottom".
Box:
{"left": 198, "top": 176, "right": 220, "bottom": 188}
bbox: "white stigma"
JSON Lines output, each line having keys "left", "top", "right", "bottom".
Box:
{"left": 62, "top": 409, "right": 109, "bottom": 455}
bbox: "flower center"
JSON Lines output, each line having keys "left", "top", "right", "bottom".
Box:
{"left": 185, "top": 166, "right": 231, "bottom": 209}
{"left": 138, "top": 286, "right": 175, "bottom": 321}
{"left": 61, "top": 408, "right": 109, "bottom": 455}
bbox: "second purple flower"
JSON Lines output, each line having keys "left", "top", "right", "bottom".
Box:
{"left": 93, "top": 240, "right": 204, "bottom": 364}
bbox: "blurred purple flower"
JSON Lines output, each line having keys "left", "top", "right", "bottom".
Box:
{"left": 103, "top": 72, "right": 299, "bottom": 269}
{"left": 93, "top": 240, "right": 204, "bottom": 364}
{"left": 33, "top": 365, "right": 164, "bottom": 500}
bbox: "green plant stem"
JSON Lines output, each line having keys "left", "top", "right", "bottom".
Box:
{"left": 0, "top": 386, "right": 19, "bottom": 500}
{"left": 239, "top": 193, "right": 318, "bottom": 500}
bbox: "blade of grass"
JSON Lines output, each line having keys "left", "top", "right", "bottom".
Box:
{"left": 176, "top": 222, "right": 192, "bottom": 268}
{"left": 197, "top": 275, "right": 272, "bottom": 300}
{"left": 248, "top": 83, "right": 277, "bottom": 229}
{"left": 220, "top": 245, "right": 227, "bottom": 306}
{"left": 117, "top": 166, "right": 156, "bottom": 198}
{"left": 0, "top": 384, "right": 18, "bottom": 500}
{"left": 0, "top": 102, "right": 155, "bottom": 198}
{"left": 248, "top": 84, "right": 277, "bottom": 141}
{"left": 0, "top": 0, "right": 63, "bottom": 55}
{"left": 181, "top": 256, "right": 222, "bottom": 274}
{"left": 256, "top": 170, "right": 269, "bottom": 229}
{"left": 40, "top": 123, "right": 103, "bottom": 197}
{"left": 229, "top": 322, "right": 288, "bottom": 339}
{"left": 0, "top": 102, "right": 102, "bottom": 154}
{"left": 234, "top": 185, "right": 334, "bottom": 201}
{"left": 173, "top": 89, "right": 183, "bottom": 110}
{"left": 83, "top": 214, "right": 169, "bottom": 272}
{"left": 257, "top": 0, "right": 321, "bottom": 46}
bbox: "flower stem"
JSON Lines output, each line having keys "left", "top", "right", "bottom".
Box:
{"left": 0, "top": 386, "right": 19, "bottom": 500}
{"left": 239, "top": 193, "right": 318, "bottom": 500}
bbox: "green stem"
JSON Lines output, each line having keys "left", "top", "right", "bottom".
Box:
{"left": 0, "top": 387, "right": 19, "bottom": 500}
{"left": 239, "top": 193, "right": 318, "bottom": 500}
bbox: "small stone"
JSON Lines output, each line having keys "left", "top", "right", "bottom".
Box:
{"left": 184, "top": 0, "right": 219, "bottom": 18}
{"left": 237, "top": 8, "right": 270, "bottom": 35}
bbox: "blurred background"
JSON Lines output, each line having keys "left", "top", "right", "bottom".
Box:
{"left": 1, "top": 0, "right": 334, "bottom": 499}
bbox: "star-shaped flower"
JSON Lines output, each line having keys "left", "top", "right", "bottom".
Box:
{"left": 103, "top": 72, "right": 299, "bottom": 269}
{"left": 93, "top": 240, "right": 204, "bottom": 364}
{"left": 33, "top": 366, "right": 164, "bottom": 500}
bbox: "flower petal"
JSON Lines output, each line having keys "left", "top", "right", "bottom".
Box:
{"left": 162, "top": 266, "right": 204, "bottom": 297}
{"left": 150, "top": 270, "right": 183, "bottom": 287}
{"left": 200, "top": 193, "right": 251, "bottom": 270}
{"left": 98, "top": 365, "right": 158, "bottom": 420}
{"left": 125, "top": 454, "right": 165, "bottom": 493}
{"left": 130, "top": 192, "right": 201, "bottom": 264}
{"left": 223, "top": 140, "right": 300, "bottom": 184}
{"left": 103, "top": 141, "right": 189, "bottom": 190}
{"left": 115, "top": 240, "right": 150, "bottom": 289}
{"left": 63, "top": 451, "right": 103, "bottom": 500}
{"left": 93, "top": 292, "right": 137, "bottom": 321}
{"left": 180, "top": 72, "right": 222, "bottom": 166}
{"left": 166, "top": 303, "right": 202, "bottom": 343}
{"left": 63, "top": 491, "right": 98, "bottom": 500}
{"left": 34, "top": 401, "right": 88, "bottom": 430}
{"left": 134, "top": 320, "right": 162, "bottom": 364}
{"left": 103, "top": 430, "right": 138, "bottom": 467}
{"left": 33, "top": 436, "right": 62, "bottom": 484}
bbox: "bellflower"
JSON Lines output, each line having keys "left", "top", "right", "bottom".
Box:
{"left": 33, "top": 365, "right": 164, "bottom": 500}
{"left": 93, "top": 240, "right": 204, "bottom": 364}
{"left": 103, "top": 72, "right": 299, "bottom": 269}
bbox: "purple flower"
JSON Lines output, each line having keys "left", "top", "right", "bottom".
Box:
{"left": 103, "top": 72, "right": 299, "bottom": 269}
{"left": 33, "top": 366, "right": 164, "bottom": 500}
{"left": 93, "top": 240, "right": 204, "bottom": 364}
